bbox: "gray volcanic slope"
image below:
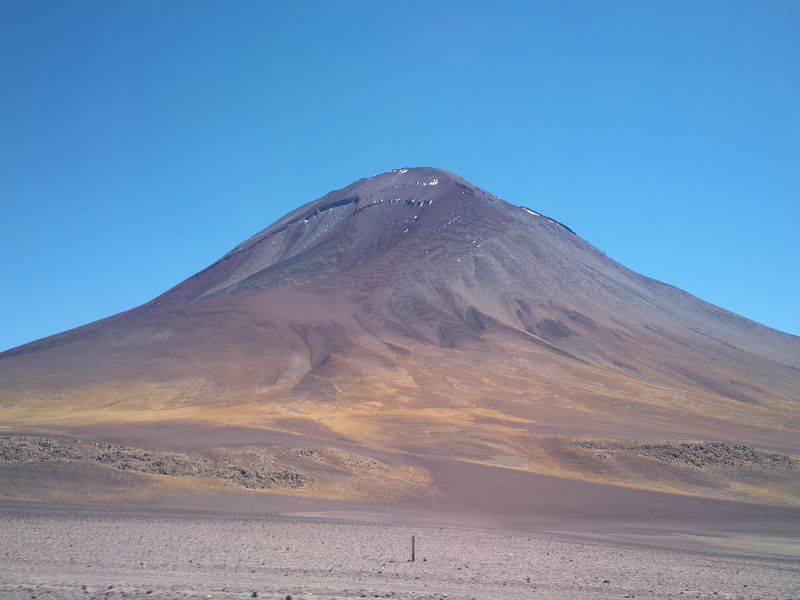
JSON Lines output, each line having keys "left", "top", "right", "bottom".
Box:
{"left": 1, "top": 167, "right": 799, "bottom": 510}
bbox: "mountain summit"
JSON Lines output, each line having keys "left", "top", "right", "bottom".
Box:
{"left": 148, "top": 166, "right": 575, "bottom": 309}
{"left": 2, "top": 168, "right": 798, "bottom": 510}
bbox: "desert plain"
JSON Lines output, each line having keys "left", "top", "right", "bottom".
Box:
{"left": 2, "top": 503, "right": 799, "bottom": 600}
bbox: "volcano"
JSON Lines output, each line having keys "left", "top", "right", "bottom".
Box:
{"left": 1, "top": 167, "right": 799, "bottom": 518}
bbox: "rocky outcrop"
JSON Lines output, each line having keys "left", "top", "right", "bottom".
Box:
{"left": 0, "top": 436, "right": 310, "bottom": 490}
{"left": 571, "top": 440, "right": 799, "bottom": 471}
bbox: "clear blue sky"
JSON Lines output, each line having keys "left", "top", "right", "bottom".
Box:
{"left": 1, "top": 1, "right": 799, "bottom": 351}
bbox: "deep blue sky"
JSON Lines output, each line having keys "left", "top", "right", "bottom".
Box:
{"left": 1, "top": 1, "right": 799, "bottom": 351}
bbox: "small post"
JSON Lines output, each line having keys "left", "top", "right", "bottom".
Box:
{"left": 411, "top": 535, "right": 415, "bottom": 562}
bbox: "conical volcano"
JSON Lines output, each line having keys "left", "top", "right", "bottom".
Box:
{"left": 2, "top": 167, "right": 799, "bottom": 514}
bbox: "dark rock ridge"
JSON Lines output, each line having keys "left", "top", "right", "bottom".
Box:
{"left": 1, "top": 436, "right": 309, "bottom": 490}
{"left": 571, "top": 440, "right": 800, "bottom": 471}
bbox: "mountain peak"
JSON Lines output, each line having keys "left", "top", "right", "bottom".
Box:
{"left": 143, "top": 167, "right": 586, "bottom": 310}
{"left": 364, "top": 166, "right": 463, "bottom": 186}
{"left": 342, "top": 166, "right": 475, "bottom": 202}
{"left": 226, "top": 167, "right": 492, "bottom": 256}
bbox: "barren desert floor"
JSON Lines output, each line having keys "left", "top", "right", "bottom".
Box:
{"left": 1, "top": 505, "right": 798, "bottom": 600}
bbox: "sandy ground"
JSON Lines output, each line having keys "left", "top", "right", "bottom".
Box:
{"left": 1, "top": 506, "right": 798, "bottom": 600}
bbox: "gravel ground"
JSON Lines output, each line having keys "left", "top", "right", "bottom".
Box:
{"left": 1, "top": 508, "right": 798, "bottom": 600}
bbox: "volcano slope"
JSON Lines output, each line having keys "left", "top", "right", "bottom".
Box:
{"left": 1, "top": 167, "right": 799, "bottom": 523}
